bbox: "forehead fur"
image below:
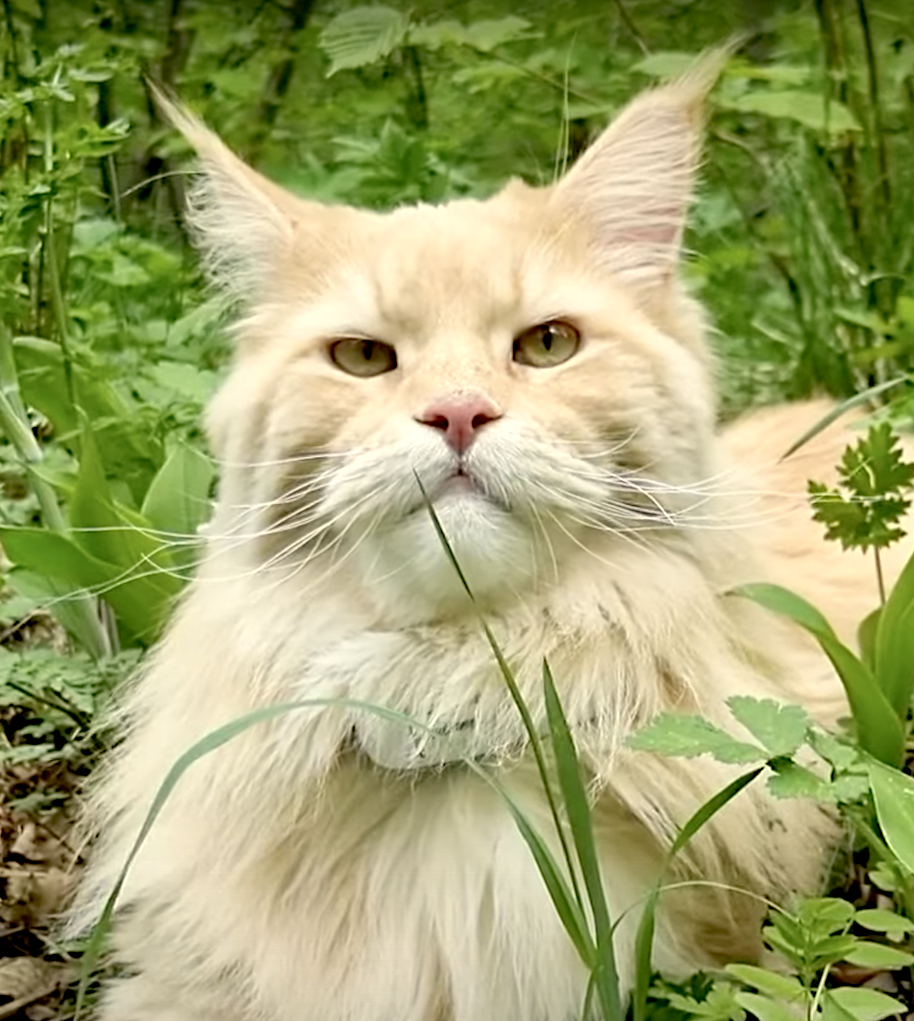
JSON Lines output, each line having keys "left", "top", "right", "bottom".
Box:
{"left": 334, "top": 181, "right": 576, "bottom": 331}
{"left": 160, "top": 56, "right": 721, "bottom": 331}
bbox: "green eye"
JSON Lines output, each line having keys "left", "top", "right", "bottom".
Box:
{"left": 513, "top": 321, "right": 580, "bottom": 368}
{"left": 329, "top": 338, "right": 398, "bottom": 377}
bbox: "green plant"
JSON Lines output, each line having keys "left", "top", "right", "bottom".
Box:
{"left": 737, "top": 422, "right": 914, "bottom": 767}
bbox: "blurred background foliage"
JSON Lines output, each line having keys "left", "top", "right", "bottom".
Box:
{"left": 0, "top": 0, "right": 913, "bottom": 661}
{"left": 1, "top": 5, "right": 913, "bottom": 1007}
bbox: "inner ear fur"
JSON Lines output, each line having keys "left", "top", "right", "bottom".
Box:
{"left": 152, "top": 85, "right": 349, "bottom": 304}
{"left": 552, "top": 50, "right": 728, "bottom": 292}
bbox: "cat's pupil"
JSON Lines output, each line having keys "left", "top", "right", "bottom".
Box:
{"left": 362, "top": 341, "right": 374, "bottom": 360}
{"left": 542, "top": 328, "right": 554, "bottom": 351}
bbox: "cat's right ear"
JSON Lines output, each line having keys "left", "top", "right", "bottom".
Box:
{"left": 151, "top": 85, "right": 332, "bottom": 303}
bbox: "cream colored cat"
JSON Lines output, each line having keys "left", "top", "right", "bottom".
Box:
{"left": 70, "top": 66, "right": 909, "bottom": 1021}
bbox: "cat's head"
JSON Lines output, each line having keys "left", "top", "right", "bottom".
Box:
{"left": 164, "top": 63, "right": 723, "bottom": 622}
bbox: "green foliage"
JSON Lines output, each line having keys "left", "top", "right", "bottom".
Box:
{"left": 724, "top": 899, "right": 910, "bottom": 1021}
{"left": 2, "top": 3, "right": 914, "bottom": 1019}
{"left": 0, "top": 645, "right": 139, "bottom": 809}
{"left": 809, "top": 424, "right": 914, "bottom": 553}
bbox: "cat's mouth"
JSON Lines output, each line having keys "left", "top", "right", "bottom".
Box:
{"left": 437, "top": 466, "right": 479, "bottom": 498}
{"left": 421, "top": 464, "right": 509, "bottom": 511}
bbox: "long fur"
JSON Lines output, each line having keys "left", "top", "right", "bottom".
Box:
{"left": 71, "top": 72, "right": 911, "bottom": 1021}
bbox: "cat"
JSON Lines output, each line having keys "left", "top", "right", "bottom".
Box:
{"left": 69, "top": 62, "right": 909, "bottom": 1021}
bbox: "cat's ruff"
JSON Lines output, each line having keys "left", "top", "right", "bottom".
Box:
{"left": 70, "top": 66, "right": 905, "bottom": 1021}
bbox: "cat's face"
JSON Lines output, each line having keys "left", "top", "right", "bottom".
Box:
{"left": 170, "top": 71, "right": 720, "bottom": 619}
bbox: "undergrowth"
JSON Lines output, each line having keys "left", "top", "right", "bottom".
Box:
{"left": 1, "top": 1, "right": 914, "bottom": 1018}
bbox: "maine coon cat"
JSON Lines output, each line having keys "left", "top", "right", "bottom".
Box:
{"left": 70, "top": 64, "right": 909, "bottom": 1021}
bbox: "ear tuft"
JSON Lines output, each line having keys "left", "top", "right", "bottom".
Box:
{"left": 553, "top": 46, "right": 732, "bottom": 291}
{"left": 149, "top": 83, "right": 296, "bottom": 301}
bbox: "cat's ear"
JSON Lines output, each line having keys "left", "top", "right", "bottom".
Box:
{"left": 553, "top": 54, "right": 724, "bottom": 291}
{"left": 152, "top": 85, "right": 331, "bottom": 302}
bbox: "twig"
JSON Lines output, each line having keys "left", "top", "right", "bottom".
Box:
{"left": 611, "top": 0, "right": 649, "bottom": 54}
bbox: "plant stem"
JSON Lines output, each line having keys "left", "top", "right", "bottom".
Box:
{"left": 42, "top": 99, "right": 76, "bottom": 411}
{"left": 874, "top": 547, "right": 886, "bottom": 605}
{"left": 0, "top": 326, "right": 113, "bottom": 660}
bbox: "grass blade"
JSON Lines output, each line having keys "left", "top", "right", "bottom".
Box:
{"left": 543, "top": 659, "right": 623, "bottom": 1021}
{"left": 779, "top": 377, "right": 908, "bottom": 460}
{"left": 669, "top": 767, "right": 764, "bottom": 858}
{"left": 632, "top": 768, "right": 762, "bottom": 1021}
{"left": 735, "top": 583, "right": 903, "bottom": 764}
{"left": 76, "top": 698, "right": 476, "bottom": 1017}
{"left": 416, "top": 475, "right": 587, "bottom": 913}
{"left": 874, "top": 546, "right": 914, "bottom": 719}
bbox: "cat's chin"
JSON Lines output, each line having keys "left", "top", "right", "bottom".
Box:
{"left": 354, "top": 494, "right": 537, "bottom": 622}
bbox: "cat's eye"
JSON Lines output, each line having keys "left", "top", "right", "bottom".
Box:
{"left": 512, "top": 321, "right": 580, "bottom": 368}
{"left": 329, "top": 338, "right": 398, "bottom": 377}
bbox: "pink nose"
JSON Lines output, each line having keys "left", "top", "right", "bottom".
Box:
{"left": 416, "top": 397, "right": 502, "bottom": 454}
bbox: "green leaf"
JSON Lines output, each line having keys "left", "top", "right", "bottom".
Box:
{"left": 874, "top": 546, "right": 914, "bottom": 719}
{"left": 807, "top": 729, "right": 861, "bottom": 772}
{"left": 854, "top": 905, "right": 914, "bottom": 935}
{"left": 632, "top": 51, "right": 703, "bottom": 78}
{"left": 629, "top": 713, "right": 764, "bottom": 764}
{"left": 727, "top": 697, "right": 809, "bottom": 757}
{"left": 798, "top": 897, "right": 856, "bottom": 932}
{"left": 670, "top": 768, "right": 764, "bottom": 857}
{"left": 725, "top": 964, "right": 804, "bottom": 1000}
{"left": 779, "top": 379, "right": 909, "bottom": 459}
{"left": 3, "top": 565, "right": 108, "bottom": 659}
{"left": 806, "top": 934, "right": 860, "bottom": 962}
{"left": 632, "top": 886, "right": 658, "bottom": 1021}
{"left": 866, "top": 762, "right": 914, "bottom": 878}
{"left": 733, "top": 992, "right": 797, "bottom": 1021}
{"left": 629, "top": 715, "right": 766, "bottom": 764}
{"left": 809, "top": 425, "right": 914, "bottom": 555}
{"left": 141, "top": 442, "right": 214, "bottom": 559}
{"left": 0, "top": 528, "right": 111, "bottom": 590}
{"left": 318, "top": 6, "right": 409, "bottom": 75}
{"left": 734, "top": 584, "right": 903, "bottom": 765}
{"left": 843, "top": 942, "right": 914, "bottom": 968}
{"left": 456, "top": 16, "right": 533, "bottom": 51}
{"left": 823, "top": 987, "right": 904, "bottom": 1021}
{"left": 857, "top": 607, "right": 880, "bottom": 671}
{"left": 767, "top": 760, "right": 829, "bottom": 800}
{"left": 542, "top": 661, "right": 622, "bottom": 1021}
{"left": 719, "top": 90, "right": 860, "bottom": 132}
{"left": 489, "top": 770, "right": 595, "bottom": 967}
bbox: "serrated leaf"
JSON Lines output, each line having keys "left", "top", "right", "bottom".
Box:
{"left": 828, "top": 773, "right": 871, "bottom": 802}
{"left": 318, "top": 6, "right": 408, "bottom": 76}
{"left": 767, "top": 761, "right": 829, "bottom": 800}
{"left": 807, "top": 729, "right": 861, "bottom": 771}
{"left": 628, "top": 713, "right": 765, "bottom": 764}
{"left": 824, "top": 986, "right": 904, "bottom": 1021}
{"left": 854, "top": 906, "right": 914, "bottom": 935}
{"left": 728, "top": 697, "right": 809, "bottom": 757}
{"left": 843, "top": 942, "right": 914, "bottom": 968}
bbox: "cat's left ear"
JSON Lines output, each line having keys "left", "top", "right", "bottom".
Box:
{"left": 553, "top": 53, "right": 726, "bottom": 291}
